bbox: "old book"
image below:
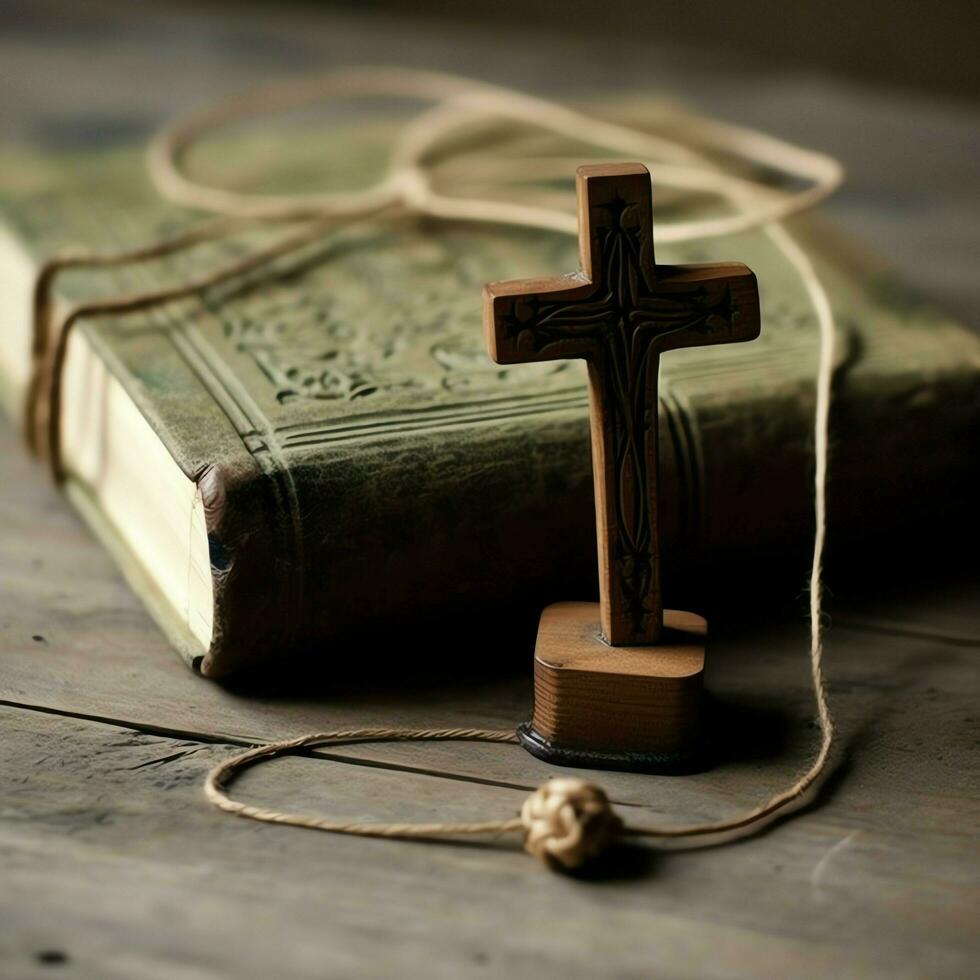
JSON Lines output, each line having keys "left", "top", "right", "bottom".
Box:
{"left": 1, "top": 115, "right": 977, "bottom": 677}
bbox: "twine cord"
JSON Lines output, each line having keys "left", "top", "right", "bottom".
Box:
{"left": 27, "top": 67, "right": 841, "bottom": 868}
{"left": 204, "top": 729, "right": 525, "bottom": 838}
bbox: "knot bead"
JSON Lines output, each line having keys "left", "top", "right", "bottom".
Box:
{"left": 521, "top": 778, "right": 622, "bottom": 869}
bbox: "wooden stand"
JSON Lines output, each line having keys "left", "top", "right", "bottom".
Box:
{"left": 518, "top": 603, "right": 706, "bottom": 772}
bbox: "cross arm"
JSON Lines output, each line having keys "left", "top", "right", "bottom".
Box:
{"left": 651, "top": 262, "right": 761, "bottom": 353}
{"left": 483, "top": 274, "right": 600, "bottom": 365}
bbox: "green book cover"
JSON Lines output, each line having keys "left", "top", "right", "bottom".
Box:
{"left": 1, "top": 111, "right": 977, "bottom": 677}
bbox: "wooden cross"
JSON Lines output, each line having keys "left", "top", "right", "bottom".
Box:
{"left": 485, "top": 163, "right": 760, "bottom": 648}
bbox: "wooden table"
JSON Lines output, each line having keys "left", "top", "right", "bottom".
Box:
{"left": 2, "top": 3, "right": 978, "bottom": 976}
{"left": 3, "top": 409, "right": 978, "bottom": 978}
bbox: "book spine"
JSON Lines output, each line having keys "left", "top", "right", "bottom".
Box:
{"left": 198, "top": 410, "right": 598, "bottom": 678}
{"left": 198, "top": 359, "right": 980, "bottom": 677}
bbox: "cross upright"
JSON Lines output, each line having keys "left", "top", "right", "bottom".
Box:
{"left": 484, "top": 163, "right": 760, "bottom": 647}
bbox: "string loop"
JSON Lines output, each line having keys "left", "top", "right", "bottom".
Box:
{"left": 26, "top": 68, "right": 841, "bottom": 870}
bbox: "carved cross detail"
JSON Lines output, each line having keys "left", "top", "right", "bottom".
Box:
{"left": 484, "top": 163, "right": 760, "bottom": 646}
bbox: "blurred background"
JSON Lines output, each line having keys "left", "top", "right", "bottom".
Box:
{"left": 347, "top": 0, "right": 980, "bottom": 99}
{"left": 1, "top": 0, "right": 977, "bottom": 330}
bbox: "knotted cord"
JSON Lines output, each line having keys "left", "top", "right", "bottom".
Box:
{"left": 25, "top": 67, "right": 841, "bottom": 869}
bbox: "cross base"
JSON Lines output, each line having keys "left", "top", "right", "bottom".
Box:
{"left": 518, "top": 602, "right": 707, "bottom": 774}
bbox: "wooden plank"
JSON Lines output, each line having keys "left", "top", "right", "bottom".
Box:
{"left": 2, "top": 704, "right": 977, "bottom": 979}
{"left": 833, "top": 574, "right": 980, "bottom": 643}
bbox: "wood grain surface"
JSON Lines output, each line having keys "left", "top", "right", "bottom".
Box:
{"left": 528, "top": 602, "right": 704, "bottom": 757}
